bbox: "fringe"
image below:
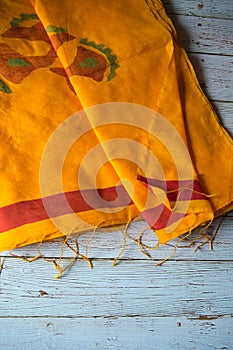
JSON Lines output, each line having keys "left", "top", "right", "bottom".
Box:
{"left": 6, "top": 216, "right": 225, "bottom": 278}
{"left": 0, "top": 257, "right": 3, "bottom": 274}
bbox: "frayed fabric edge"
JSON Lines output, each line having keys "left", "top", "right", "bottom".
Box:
{"left": 5, "top": 215, "right": 225, "bottom": 279}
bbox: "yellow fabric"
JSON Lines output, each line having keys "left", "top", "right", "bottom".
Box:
{"left": 0, "top": 0, "right": 232, "bottom": 251}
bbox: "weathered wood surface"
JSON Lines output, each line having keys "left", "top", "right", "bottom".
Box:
{"left": 164, "top": 0, "right": 233, "bottom": 19}
{"left": 1, "top": 317, "right": 232, "bottom": 350}
{"left": 1, "top": 259, "right": 233, "bottom": 318}
{"left": 0, "top": 1, "right": 232, "bottom": 349}
{"left": 174, "top": 16, "right": 233, "bottom": 55}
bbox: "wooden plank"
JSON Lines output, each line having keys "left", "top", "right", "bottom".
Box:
{"left": 0, "top": 316, "right": 232, "bottom": 350}
{"left": 189, "top": 53, "right": 233, "bottom": 102}
{"left": 1, "top": 216, "right": 232, "bottom": 260}
{"left": 211, "top": 102, "right": 233, "bottom": 135}
{"left": 1, "top": 259, "right": 233, "bottom": 318}
{"left": 163, "top": 0, "right": 233, "bottom": 20}
{"left": 214, "top": 101, "right": 233, "bottom": 118}
{"left": 174, "top": 15, "right": 233, "bottom": 55}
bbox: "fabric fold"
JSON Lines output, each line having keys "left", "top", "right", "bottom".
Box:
{"left": 0, "top": 0, "right": 232, "bottom": 252}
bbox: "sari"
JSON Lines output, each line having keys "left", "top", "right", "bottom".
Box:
{"left": 0, "top": 0, "right": 232, "bottom": 253}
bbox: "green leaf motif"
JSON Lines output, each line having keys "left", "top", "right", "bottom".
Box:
{"left": 107, "top": 62, "right": 120, "bottom": 81}
{"left": 8, "top": 58, "right": 30, "bottom": 67}
{"left": 0, "top": 79, "right": 12, "bottom": 94}
{"left": 10, "top": 13, "right": 39, "bottom": 27}
{"left": 79, "top": 38, "right": 119, "bottom": 81}
{"left": 46, "top": 25, "right": 66, "bottom": 33}
{"left": 79, "top": 56, "right": 99, "bottom": 68}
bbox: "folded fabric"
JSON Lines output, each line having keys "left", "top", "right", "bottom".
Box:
{"left": 0, "top": 0, "right": 232, "bottom": 252}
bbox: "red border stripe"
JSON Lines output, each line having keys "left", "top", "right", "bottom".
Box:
{"left": 141, "top": 205, "right": 186, "bottom": 230}
{"left": 0, "top": 177, "right": 207, "bottom": 234}
{"left": 0, "top": 186, "right": 132, "bottom": 233}
{"left": 137, "top": 175, "right": 207, "bottom": 201}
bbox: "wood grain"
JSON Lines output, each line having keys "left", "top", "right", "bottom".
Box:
{"left": 174, "top": 15, "right": 233, "bottom": 55}
{"left": 1, "top": 259, "right": 233, "bottom": 318}
{"left": 211, "top": 102, "right": 233, "bottom": 135}
{"left": 164, "top": 0, "right": 233, "bottom": 19}
{"left": 0, "top": 1, "right": 232, "bottom": 350}
{"left": 0, "top": 316, "right": 232, "bottom": 350}
{"left": 189, "top": 53, "right": 233, "bottom": 102}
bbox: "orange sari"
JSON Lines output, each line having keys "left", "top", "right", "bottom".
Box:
{"left": 0, "top": 0, "right": 232, "bottom": 252}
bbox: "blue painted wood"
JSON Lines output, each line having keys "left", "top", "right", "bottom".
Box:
{"left": 0, "top": 317, "right": 232, "bottom": 350}
{"left": 1, "top": 259, "right": 233, "bottom": 318}
{"left": 163, "top": 0, "right": 233, "bottom": 19}
{"left": 0, "top": 1, "right": 232, "bottom": 350}
{"left": 172, "top": 16, "right": 233, "bottom": 55}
